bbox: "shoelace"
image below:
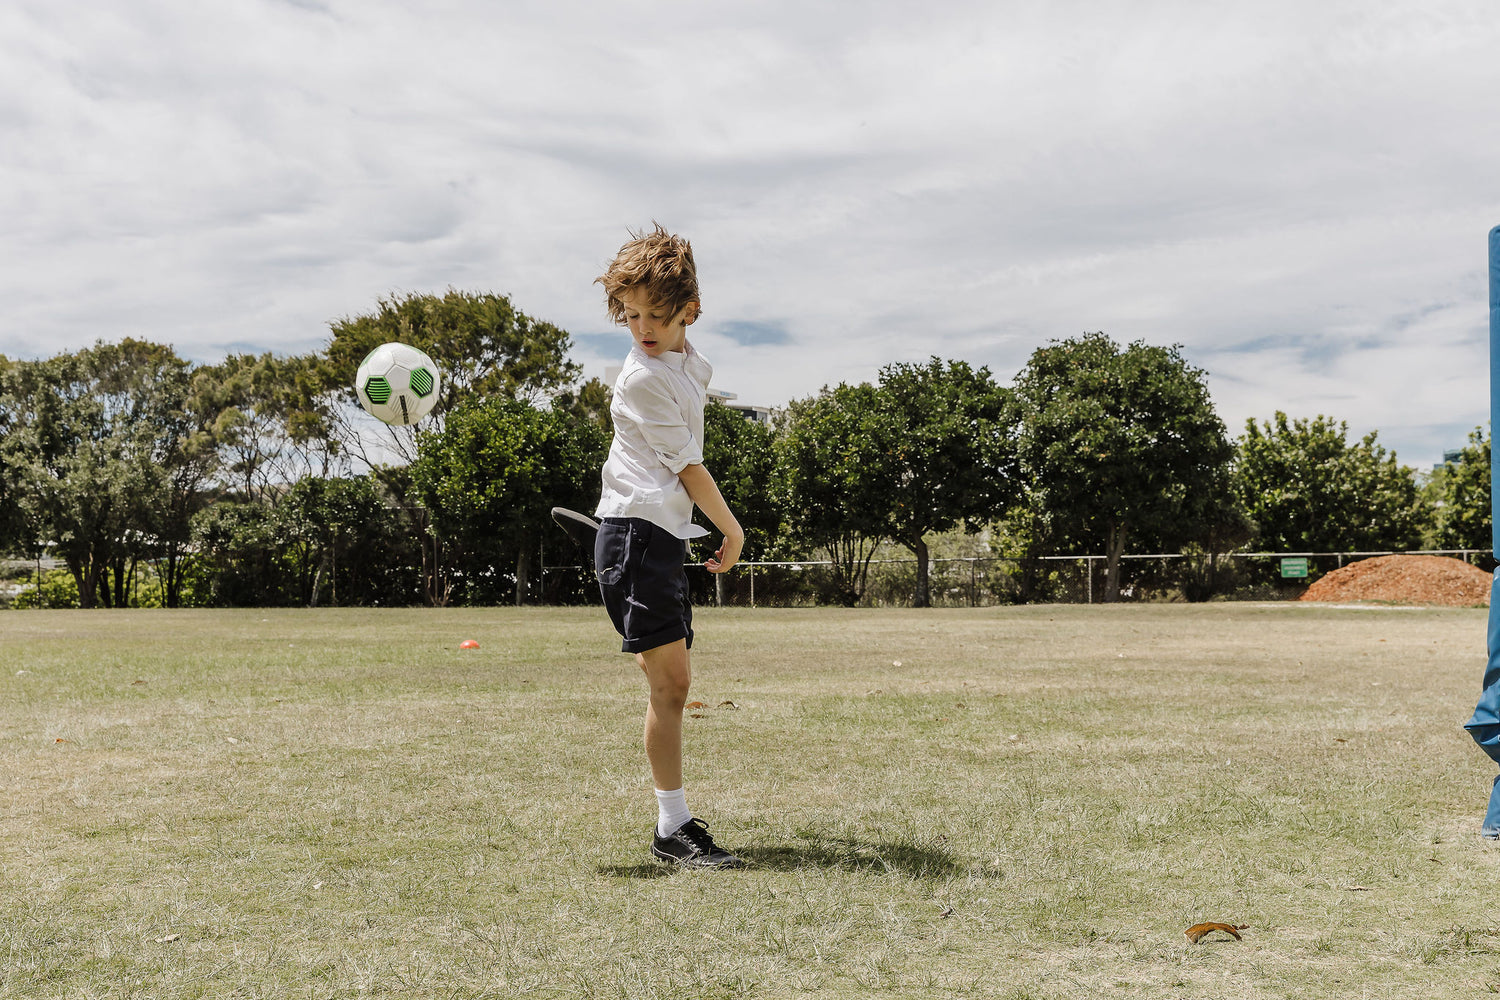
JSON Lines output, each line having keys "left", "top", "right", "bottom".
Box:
{"left": 673, "top": 818, "right": 717, "bottom": 854}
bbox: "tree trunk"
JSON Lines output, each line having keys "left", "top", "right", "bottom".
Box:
{"left": 422, "top": 532, "right": 439, "bottom": 606}
{"left": 422, "top": 532, "right": 453, "bottom": 607}
{"left": 97, "top": 564, "right": 113, "bottom": 608}
{"left": 67, "top": 557, "right": 95, "bottom": 609}
{"left": 910, "top": 535, "right": 931, "bottom": 608}
{"left": 299, "top": 543, "right": 315, "bottom": 606}
{"left": 87, "top": 552, "right": 108, "bottom": 609}
{"left": 164, "top": 549, "right": 182, "bottom": 609}
{"left": 309, "top": 549, "right": 330, "bottom": 607}
{"left": 515, "top": 544, "right": 530, "bottom": 607}
{"left": 1103, "top": 524, "right": 1127, "bottom": 602}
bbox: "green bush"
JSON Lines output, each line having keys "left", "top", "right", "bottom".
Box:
{"left": 11, "top": 569, "right": 81, "bottom": 609}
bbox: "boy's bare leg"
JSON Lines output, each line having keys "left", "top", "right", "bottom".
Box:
{"left": 637, "top": 638, "right": 690, "bottom": 791}
{"left": 635, "top": 638, "right": 742, "bottom": 868}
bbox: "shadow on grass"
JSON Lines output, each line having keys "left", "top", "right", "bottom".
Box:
{"left": 596, "top": 834, "right": 972, "bottom": 881}
{"left": 596, "top": 861, "right": 675, "bottom": 879}
{"left": 738, "top": 834, "right": 971, "bottom": 880}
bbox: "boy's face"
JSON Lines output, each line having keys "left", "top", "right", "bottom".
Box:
{"left": 620, "top": 287, "right": 697, "bottom": 357}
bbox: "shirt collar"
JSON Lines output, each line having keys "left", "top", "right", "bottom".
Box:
{"left": 629, "top": 342, "right": 692, "bottom": 370}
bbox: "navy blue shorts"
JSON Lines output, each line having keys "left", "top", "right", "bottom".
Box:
{"left": 595, "top": 517, "right": 693, "bottom": 654}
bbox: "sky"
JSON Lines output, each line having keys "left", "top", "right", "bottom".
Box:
{"left": 3, "top": 0, "right": 1498, "bottom": 469}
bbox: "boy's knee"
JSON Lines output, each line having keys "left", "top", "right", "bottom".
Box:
{"left": 648, "top": 662, "right": 691, "bottom": 706}
{"left": 640, "top": 642, "right": 691, "bottom": 705}
{"left": 649, "top": 680, "right": 689, "bottom": 712}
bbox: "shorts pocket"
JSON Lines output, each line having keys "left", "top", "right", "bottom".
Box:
{"left": 595, "top": 520, "right": 654, "bottom": 586}
{"left": 595, "top": 522, "right": 629, "bottom": 586}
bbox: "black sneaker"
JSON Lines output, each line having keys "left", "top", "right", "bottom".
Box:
{"left": 651, "top": 817, "right": 746, "bottom": 869}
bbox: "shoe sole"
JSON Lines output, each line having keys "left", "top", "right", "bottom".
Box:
{"left": 651, "top": 844, "right": 747, "bottom": 869}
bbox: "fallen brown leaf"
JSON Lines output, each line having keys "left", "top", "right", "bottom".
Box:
{"left": 685, "top": 701, "right": 707, "bottom": 710}
{"left": 1185, "top": 922, "right": 1247, "bottom": 944}
{"left": 717, "top": 700, "right": 737, "bottom": 709}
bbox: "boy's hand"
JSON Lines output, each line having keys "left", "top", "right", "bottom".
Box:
{"left": 706, "top": 532, "right": 743, "bottom": 574}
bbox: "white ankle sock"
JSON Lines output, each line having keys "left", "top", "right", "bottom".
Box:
{"left": 655, "top": 787, "right": 691, "bottom": 837}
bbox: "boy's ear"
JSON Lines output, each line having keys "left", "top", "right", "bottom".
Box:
{"left": 683, "top": 301, "right": 700, "bottom": 326}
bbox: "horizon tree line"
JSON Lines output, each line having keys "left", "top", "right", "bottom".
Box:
{"left": 0, "top": 290, "right": 1486, "bottom": 609}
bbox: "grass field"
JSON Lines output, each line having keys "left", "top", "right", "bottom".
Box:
{"left": 3, "top": 603, "right": 1500, "bottom": 999}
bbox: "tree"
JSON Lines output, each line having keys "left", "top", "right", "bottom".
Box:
{"left": 187, "top": 499, "right": 287, "bottom": 606}
{"left": 323, "top": 288, "right": 582, "bottom": 467}
{"left": 196, "top": 352, "right": 339, "bottom": 503}
{"left": 1233, "top": 412, "right": 1424, "bottom": 555}
{"left": 184, "top": 475, "right": 420, "bottom": 608}
{"left": 0, "top": 354, "right": 18, "bottom": 555}
{"left": 693, "top": 402, "right": 783, "bottom": 606}
{"left": 153, "top": 366, "right": 221, "bottom": 607}
{"left": 1167, "top": 485, "right": 1257, "bottom": 602}
{"left": 552, "top": 376, "right": 613, "bottom": 436}
{"left": 1009, "top": 333, "right": 1235, "bottom": 602}
{"left": 1427, "top": 424, "right": 1491, "bottom": 555}
{"left": 700, "top": 402, "right": 782, "bottom": 561}
{"left": 409, "top": 397, "right": 609, "bottom": 606}
{"left": 0, "top": 341, "right": 216, "bottom": 608}
{"left": 875, "top": 357, "right": 1015, "bottom": 607}
{"left": 277, "top": 475, "right": 418, "bottom": 607}
{"left": 773, "top": 383, "right": 893, "bottom": 606}
{"left": 321, "top": 289, "right": 586, "bottom": 601}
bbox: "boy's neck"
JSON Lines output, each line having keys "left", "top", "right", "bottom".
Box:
{"left": 635, "top": 340, "right": 691, "bottom": 361}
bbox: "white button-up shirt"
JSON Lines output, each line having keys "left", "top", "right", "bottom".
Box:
{"left": 595, "top": 342, "right": 713, "bottom": 539}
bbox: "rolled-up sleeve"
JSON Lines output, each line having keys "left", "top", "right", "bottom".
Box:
{"left": 618, "top": 372, "right": 703, "bottom": 474}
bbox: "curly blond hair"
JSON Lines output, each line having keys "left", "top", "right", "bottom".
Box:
{"left": 596, "top": 223, "right": 701, "bottom": 326}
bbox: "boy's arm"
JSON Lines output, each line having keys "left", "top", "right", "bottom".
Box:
{"left": 677, "top": 463, "right": 744, "bottom": 574}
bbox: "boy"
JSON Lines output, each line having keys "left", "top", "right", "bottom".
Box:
{"left": 593, "top": 224, "right": 746, "bottom": 869}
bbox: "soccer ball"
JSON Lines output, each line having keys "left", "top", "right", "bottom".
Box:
{"left": 354, "top": 343, "right": 442, "bottom": 426}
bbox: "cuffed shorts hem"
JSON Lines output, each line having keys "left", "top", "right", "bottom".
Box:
{"left": 621, "top": 623, "right": 692, "bottom": 655}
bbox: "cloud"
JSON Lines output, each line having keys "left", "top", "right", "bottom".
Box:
{"left": 1, "top": 0, "right": 1497, "bottom": 465}
{"left": 710, "top": 320, "right": 790, "bottom": 347}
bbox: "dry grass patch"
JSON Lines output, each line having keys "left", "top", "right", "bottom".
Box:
{"left": 2, "top": 604, "right": 1500, "bottom": 998}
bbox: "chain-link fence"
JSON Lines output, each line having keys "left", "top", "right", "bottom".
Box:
{"left": 540, "top": 549, "right": 1494, "bottom": 607}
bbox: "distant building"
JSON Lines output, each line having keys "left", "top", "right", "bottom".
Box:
{"left": 707, "top": 388, "right": 774, "bottom": 424}
{"left": 1434, "top": 448, "right": 1467, "bottom": 471}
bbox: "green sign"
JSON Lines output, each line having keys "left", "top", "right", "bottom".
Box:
{"left": 1280, "top": 557, "right": 1309, "bottom": 579}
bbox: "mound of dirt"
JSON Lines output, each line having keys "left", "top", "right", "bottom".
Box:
{"left": 1299, "top": 554, "right": 1491, "bottom": 607}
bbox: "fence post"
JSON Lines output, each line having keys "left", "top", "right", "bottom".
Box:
{"left": 750, "top": 564, "right": 755, "bottom": 608}
{"left": 1087, "top": 558, "right": 1092, "bottom": 604}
